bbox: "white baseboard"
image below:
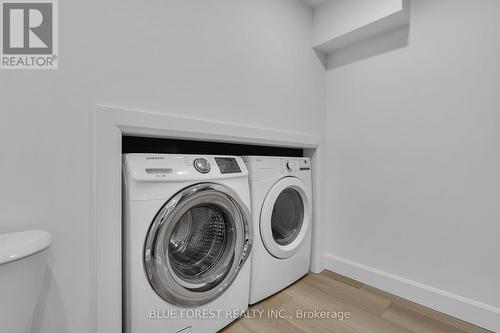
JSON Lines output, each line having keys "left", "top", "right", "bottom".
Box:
{"left": 323, "top": 253, "right": 500, "bottom": 332}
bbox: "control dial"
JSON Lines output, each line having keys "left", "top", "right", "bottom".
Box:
{"left": 193, "top": 158, "right": 210, "bottom": 173}
{"left": 286, "top": 160, "right": 298, "bottom": 171}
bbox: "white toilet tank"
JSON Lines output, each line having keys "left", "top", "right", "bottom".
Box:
{"left": 0, "top": 230, "right": 52, "bottom": 333}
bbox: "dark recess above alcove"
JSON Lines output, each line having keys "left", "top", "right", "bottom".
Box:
{"left": 122, "top": 136, "right": 303, "bottom": 157}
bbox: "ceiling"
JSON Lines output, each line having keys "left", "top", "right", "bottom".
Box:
{"left": 302, "top": 0, "right": 328, "bottom": 8}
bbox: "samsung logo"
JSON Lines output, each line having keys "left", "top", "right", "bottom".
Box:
{"left": 146, "top": 156, "right": 165, "bottom": 160}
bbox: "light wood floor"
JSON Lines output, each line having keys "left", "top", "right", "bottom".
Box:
{"left": 220, "top": 270, "right": 492, "bottom": 333}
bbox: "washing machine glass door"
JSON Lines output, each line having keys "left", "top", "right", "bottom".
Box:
{"left": 260, "top": 177, "right": 311, "bottom": 259}
{"left": 144, "top": 183, "right": 252, "bottom": 307}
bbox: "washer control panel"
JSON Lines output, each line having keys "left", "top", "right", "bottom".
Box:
{"left": 124, "top": 154, "right": 247, "bottom": 184}
{"left": 215, "top": 157, "right": 242, "bottom": 174}
{"left": 193, "top": 158, "right": 211, "bottom": 174}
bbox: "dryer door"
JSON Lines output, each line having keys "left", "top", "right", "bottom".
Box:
{"left": 144, "top": 183, "right": 252, "bottom": 307}
{"left": 260, "top": 177, "right": 311, "bottom": 259}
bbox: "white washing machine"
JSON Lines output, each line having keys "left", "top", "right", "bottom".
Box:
{"left": 243, "top": 156, "right": 312, "bottom": 304}
{"left": 123, "top": 154, "right": 253, "bottom": 333}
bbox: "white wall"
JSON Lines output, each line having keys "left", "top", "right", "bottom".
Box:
{"left": 0, "top": 1, "right": 325, "bottom": 332}
{"left": 324, "top": 0, "right": 500, "bottom": 329}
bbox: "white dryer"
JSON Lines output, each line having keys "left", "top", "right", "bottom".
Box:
{"left": 243, "top": 156, "right": 312, "bottom": 304}
{"left": 123, "top": 154, "right": 253, "bottom": 333}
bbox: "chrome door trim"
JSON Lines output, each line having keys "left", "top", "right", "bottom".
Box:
{"left": 144, "top": 183, "right": 252, "bottom": 307}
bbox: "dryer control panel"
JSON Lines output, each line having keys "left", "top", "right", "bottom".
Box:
{"left": 298, "top": 158, "right": 311, "bottom": 171}
{"left": 281, "top": 158, "right": 310, "bottom": 174}
{"left": 242, "top": 156, "right": 311, "bottom": 182}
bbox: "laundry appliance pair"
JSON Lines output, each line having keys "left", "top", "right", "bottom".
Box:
{"left": 122, "top": 154, "right": 312, "bottom": 333}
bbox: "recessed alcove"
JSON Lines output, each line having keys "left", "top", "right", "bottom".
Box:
{"left": 92, "top": 105, "right": 323, "bottom": 333}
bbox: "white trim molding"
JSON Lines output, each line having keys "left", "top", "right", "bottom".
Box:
{"left": 91, "top": 105, "right": 323, "bottom": 333}
{"left": 323, "top": 253, "right": 500, "bottom": 331}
